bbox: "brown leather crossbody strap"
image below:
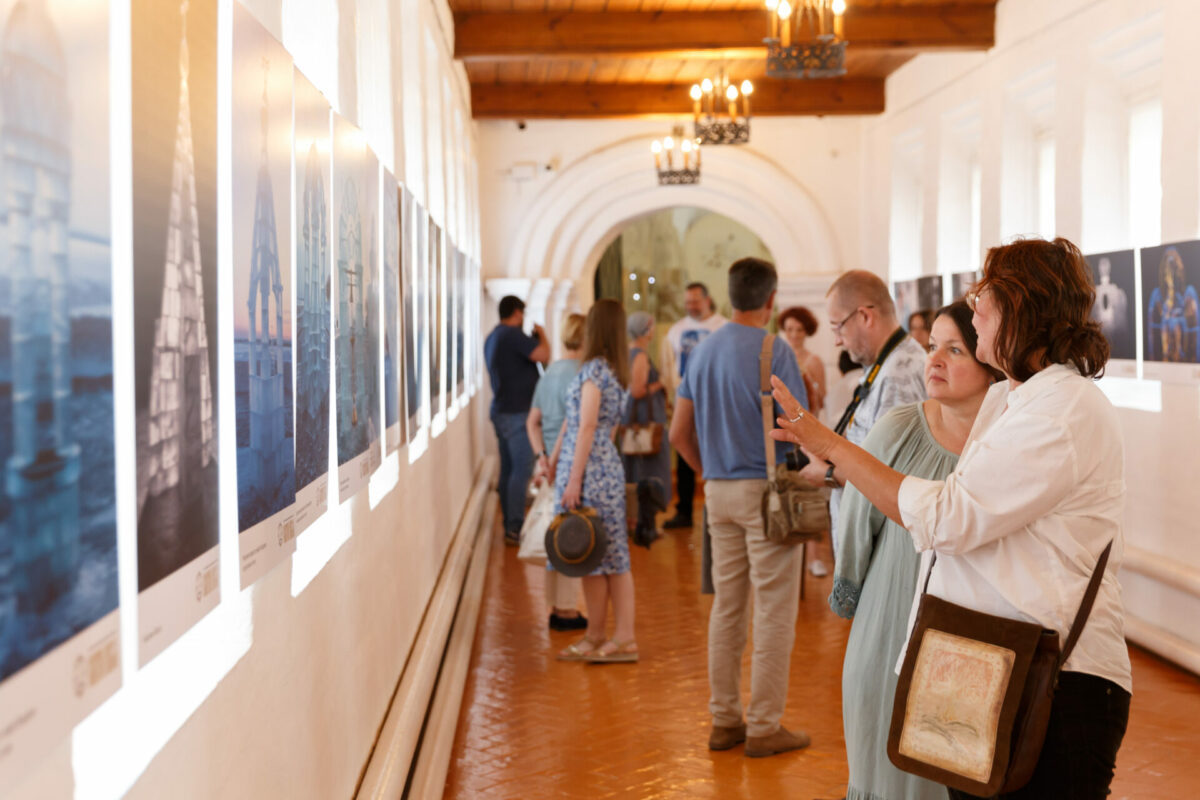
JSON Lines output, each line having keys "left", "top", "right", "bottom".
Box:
{"left": 760, "top": 333, "right": 776, "bottom": 481}
{"left": 1057, "top": 540, "right": 1114, "bottom": 669}
{"left": 924, "top": 539, "right": 1114, "bottom": 669}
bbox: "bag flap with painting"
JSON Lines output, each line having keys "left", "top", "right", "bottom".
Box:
{"left": 758, "top": 333, "right": 829, "bottom": 544}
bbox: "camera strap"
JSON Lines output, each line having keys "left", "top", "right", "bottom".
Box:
{"left": 832, "top": 327, "right": 909, "bottom": 437}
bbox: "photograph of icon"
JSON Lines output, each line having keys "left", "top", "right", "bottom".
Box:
{"left": 232, "top": 4, "right": 294, "bottom": 539}
{"left": 132, "top": 0, "right": 219, "bottom": 595}
{"left": 949, "top": 270, "right": 979, "bottom": 304}
{"left": 893, "top": 275, "right": 943, "bottom": 333}
{"left": 0, "top": 0, "right": 118, "bottom": 683}
{"left": 1142, "top": 240, "right": 1200, "bottom": 365}
{"left": 1085, "top": 250, "right": 1136, "bottom": 363}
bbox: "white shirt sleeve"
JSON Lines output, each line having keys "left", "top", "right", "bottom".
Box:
{"left": 898, "top": 410, "right": 1080, "bottom": 555}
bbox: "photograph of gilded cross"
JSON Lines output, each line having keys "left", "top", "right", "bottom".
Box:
{"left": 231, "top": 4, "right": 295, "bottom": 587}
{"left": 131, "top": 0, "right": 219, "bottom": 664}
{"left": 292, "top": 68, "right": 331, "bottom": 533}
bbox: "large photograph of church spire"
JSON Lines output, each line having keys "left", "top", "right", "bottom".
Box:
{"left": 232, "top": 4, "right": 295, "bottom": 588}
{"left": 132, "top": 0, "right": 220, "bottom": 666}
{"left": 0, "top": 0, "right": 121, "bottom": 789}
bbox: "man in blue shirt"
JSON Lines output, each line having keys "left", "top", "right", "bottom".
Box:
{"left": 669, "top": 258, "right": 811, "bottom": 759}
{"left": 484, "top": 295, "right": 550, "bottom": 544}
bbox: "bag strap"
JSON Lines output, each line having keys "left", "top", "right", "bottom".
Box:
{"left": 760, "top": 333, "right": 776, "bottom": 482}
{"left": 923, "top": 540, "right": 1114, "bottom": 670}
{"left": 1058, "top": 540, "right": 1114, "bottom": 669}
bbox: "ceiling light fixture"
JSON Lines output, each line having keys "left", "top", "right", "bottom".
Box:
{"left": 765, "top": 0, "right": 848, "bottom": 79}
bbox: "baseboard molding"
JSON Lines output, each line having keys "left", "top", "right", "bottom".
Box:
{"left": 407, "top": 491, "right": 497, "bottom": 798}
{"left": 1125, "top": 614, "right": 1200, "bottom": 678}
{"left": 1122, "top": 545, "right": 1200, "bottom": 601}
{"left": 355, "top": 456, "right": 497, "bottom": 800}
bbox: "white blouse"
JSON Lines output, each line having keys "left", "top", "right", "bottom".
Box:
{"left": 898, "top": 364, "right": 1132, "bottom": 693}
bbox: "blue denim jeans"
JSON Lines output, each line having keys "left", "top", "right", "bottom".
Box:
{"left": 492, "top": 412, "right": 534, "bottom": 535}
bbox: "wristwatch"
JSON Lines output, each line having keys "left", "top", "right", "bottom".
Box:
{"left": 824, "top": 464, "right": 838, "bottom": 488}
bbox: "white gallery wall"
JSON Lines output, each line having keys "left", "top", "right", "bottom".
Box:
{"left": 11, "top": 0, "right": 485, "bottom": 798}
{"left": 862, "top": 0, "right": 1200, "bottom": 672}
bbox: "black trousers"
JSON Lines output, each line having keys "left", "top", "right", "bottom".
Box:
{"left": 948, "top": 671, "right": 1130, "bottom": 800}
{"left": 675, "top": 452, "right": 695, "bottom": 518}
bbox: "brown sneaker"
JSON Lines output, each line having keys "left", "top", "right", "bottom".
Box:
{"left": 744, "top": 726, "right": 811, "bottom": 758}
{"left": 708, "top": 722, "right": 747, "bottom": 751}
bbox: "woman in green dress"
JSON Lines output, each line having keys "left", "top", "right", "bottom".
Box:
{"left": 830, "top": 301, "right": 1002, "bottom": 800}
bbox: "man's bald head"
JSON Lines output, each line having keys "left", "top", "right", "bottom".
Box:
{"left": 827, "top": 270, "right": 897, "bottom": 321}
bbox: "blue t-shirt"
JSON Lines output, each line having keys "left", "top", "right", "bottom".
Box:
{"left": 484, "top": 324, "right": 541, "bottom": 415}
{"left": 676, "top": 322, "right": 808, "bottom": 480}
{"left": 530, "top": 358, "right": 580, "bottom": 453}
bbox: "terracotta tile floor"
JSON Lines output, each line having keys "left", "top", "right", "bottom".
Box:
{"left": 444, "top": 515, "right": 1200, "bottom": 799}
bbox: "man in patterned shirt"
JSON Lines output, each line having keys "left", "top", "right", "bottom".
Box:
{"left": 798, "top": 271, "right": 927, "bottom": 570}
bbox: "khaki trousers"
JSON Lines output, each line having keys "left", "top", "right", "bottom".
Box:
{"left": 544, "top": 571, "right": 580, "bottom": 610}
{"left": 705, "top": 479, "right": 802, "bottom": 737}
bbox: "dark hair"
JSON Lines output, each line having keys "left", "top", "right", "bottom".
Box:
{"left": 934, "top": 301, "right": 1005, "bottom": 382}
{"left": 728, "top": 258, "right": 777, "bottom": 311}
{"left": 837, "top": 350, "right": 859, "bottom": 375}
{"left": 976, "top": 238, "right": 1108, "bottom": 381}
{"left": 778, "top": 306, "right": 818, "bottom": 336}
{"left": 909, "top": 308, "right": 934, "bottom": 330}
{"left": 685, "top": 282, "right": 709, "bottom": 297}
{"left": 581, "top": 299, "right": 629, "bottom": 388}
{"left": 498, "top": 295, "right": 525, "bottom": 319}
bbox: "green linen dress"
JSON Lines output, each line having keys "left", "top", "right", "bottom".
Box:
{"left": 830, "top": 403, "right": 955, "bottom": 800}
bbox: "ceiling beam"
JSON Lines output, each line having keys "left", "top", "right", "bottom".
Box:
{"left": 455, "top": 5, "right": 995, "bottom": 61}
{"left": 470, "top": 78, "right": 885, "bottom": 119}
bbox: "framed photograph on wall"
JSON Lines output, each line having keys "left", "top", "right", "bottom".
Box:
{"left": 1084, "top": 249, "right": 1137, "bottom": 378}
{"left": 231, "top": 3, "right": 296, "bottom": 589}
{"left": 1140, "top": 240, "right": 1200, "bottom": 383}
{"left": 894, "top": 275, "right": 944, "bottom": 332}
{"left": 948, "top": 271, "right": 979, "bottom": 305}
{"left": 430, "top": 219, "right": 446, "bottom": 432}
{"left": 132, "top": 0, "right": 221, "bottom": 668}
{"left": 383, "top": 168, "right": 402, "bottom": 454}
{"left": 0, "top": 0, "right": 121, "bottom": 787}
{"left": 292, "top": 69, "right": 331, "bottom": 537}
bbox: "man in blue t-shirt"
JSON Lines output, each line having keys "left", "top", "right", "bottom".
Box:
{"left": 484, "top": 295, "right": 550, "bottom": 543}
{"left": 669, "top": 257, "right": 812, "bottom": 759}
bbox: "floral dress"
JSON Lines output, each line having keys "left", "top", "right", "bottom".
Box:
{"left": 553, "top": 358, "right": 630, "bottom": 575}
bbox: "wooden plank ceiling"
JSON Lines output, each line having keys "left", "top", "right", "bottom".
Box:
{"left": 453, "top": 0, "right": 998, "bottom": 118}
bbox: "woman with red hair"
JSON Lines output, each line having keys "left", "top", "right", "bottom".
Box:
{"left": 778, "top": 305, "right": 825, "bottom": 417}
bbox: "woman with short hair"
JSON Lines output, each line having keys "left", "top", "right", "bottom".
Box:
{"left": 622, "top": 311, "right": 671, "bottom": 506}
{"left": 778, "top": 305, "right": 826, "bottom": 417}
{"left": 771, "top": 238, "right": 1131, "bottom": 799}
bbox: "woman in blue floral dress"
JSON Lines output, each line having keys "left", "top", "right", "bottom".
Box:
{"left": 548, "top": 299, "right": 637, "bottom": 663}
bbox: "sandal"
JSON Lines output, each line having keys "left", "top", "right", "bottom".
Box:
{"left": 587, "top": 639, "right": 639, "bottom": 664}
{"left": 557, "top": 635, "right": 604, "bottom": 661}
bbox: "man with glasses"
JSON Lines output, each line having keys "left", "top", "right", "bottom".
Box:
{"left": 797, "top": 271, "right": 926, "bottom": 572}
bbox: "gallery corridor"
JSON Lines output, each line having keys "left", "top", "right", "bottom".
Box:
{"left": 444, "top": 516, "right": 1200, "bottom": 799}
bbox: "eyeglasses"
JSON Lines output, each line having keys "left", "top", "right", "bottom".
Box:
{"left": 965, "top": 286, "right": 990, "bottom": 311}
{"left": 831, "top": 305, "right": 874, "bottom": 336}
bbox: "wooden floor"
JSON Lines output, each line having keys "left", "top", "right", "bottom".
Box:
{"left": 444, "top": 513, "right": 1200, "bottom": 799}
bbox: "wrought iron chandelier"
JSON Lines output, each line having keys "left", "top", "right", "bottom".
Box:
{"left": 651, "top": 126, "right": 701, "bottom": 185}
{"left": 764, "top": 0, "right": 848, "bottom": 79}
{"left": 689, "top": 70, "right": 753, "bottom": 146}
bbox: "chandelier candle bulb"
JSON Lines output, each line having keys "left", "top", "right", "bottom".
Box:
{"left": 681, "top": 138, "right": 691, "bottom": 169}
{"left": 690, "top": 84, "right": 702, "bottom": 121}
{"left": 741, "top": 80, "right": 753, "bottom": 118}
{"left": 778, "top": 0, "right": 792, "bottom": 46}
{"left": 832, "top": 0, "right": 845, "bottom": 38}
{"left": 701, "top": 78, "right": 713, "bottom": 116}
{"left": 766, "top": 0, "right": 779, "bottom": 39}
{"left": 726, "top": 84, "right": 738, "bottom": 119}
{"left": 651, "top": 140, "right": 662, "bottom": 170}
{"left": 664, "top": 135, "right": 674, "bottom": 168}
{"left": 695, "top": 140, "right": 701, "bottom": 168}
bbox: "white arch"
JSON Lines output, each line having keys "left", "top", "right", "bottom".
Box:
{"left": 505, "top": 135, "right": 843, "bottom": 297}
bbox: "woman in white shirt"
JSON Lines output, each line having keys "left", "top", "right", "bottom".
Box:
{"left": 770, "top": 238, "right": 1130, "bottom": 800}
